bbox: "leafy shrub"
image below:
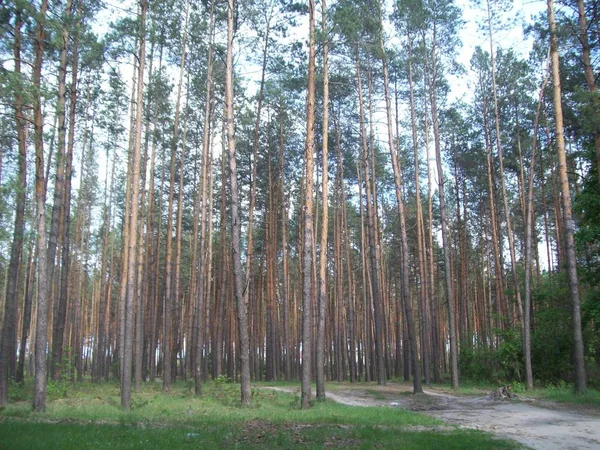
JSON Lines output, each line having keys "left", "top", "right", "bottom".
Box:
{"left": 459, "top": 328, "right": 523, "bottom": 384}
{"left": 530, "top": 274, "right": 574, "bottom": 384}
{"left": 459, "top": 344, "right": 502, "bottom": 382}
{"left": 496, "top": 328, "right": 523, "bottom": 381}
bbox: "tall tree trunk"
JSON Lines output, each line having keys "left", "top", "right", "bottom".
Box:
{"left": 204, "top": 151, "right": 215, "bottom": 381}
{"left": 332, "top": 115, "right": 355, "bottom": 382}
{"left": 356, "top": 49, "right": 385, "bottom": 386}
{"left": 0, "top": 10, "right": 27, "bottom": 405}
{"left": 47, "top": 0, "right": 73, "bottom": 381}
{"left": 357, "top": 165, "right": 372, "bottom": 382}
{"left": 163, "top": 2, "right": 189, "bottom": 389}
{"left": 486, "top": 0, "right": 524, "bottom": 333}
{"left": 453, "top": 147, "right": 465, "bottom": 344}
{"left": 244, "top": 16, "right": 271, "bottom": 334}
{"left": 213, "top": 128, "right": 227, "bottom": 380}
{"left": 33, "top": 0, "right": 50, "bottom": 412}
{"left": 427, "top": 24, "right": 459, "bottom": 389}
{"left": 16, "top": 249, "right": 35, "bottom": 384}
{"left": 423, "top": 87, "right": 441, "bottom": 384}
{"left": 576, "top": 0, "right": 600, "bottom": 183}
{"left": 301, "top": 0, "right": 317, "bottom": 408}
{"left": 96, "top": 127, "right": 115, "bottom": 382}
{"left": 279, "top": 106, "right": 292, "bottom": 381}
{"left": 241, "top": 10, "right": 271, "bottom": 384}
{"left": 121, "top": 0, "right": 146, "bottom": 410}
{"left": 524, "top": 68, "right": 549, "bottom": 391}
{"left": 173, "top": 87, "right": 189, "bottom": 382}
{"left": 477, "top": 67, "right": 506, "bottom": 327}
{"left": 316, "top": 0, "right": 329, "bottom": 400}
{"left": 226, "top": 0, "right": 251, "bottom": 407}
{"left": 53, "top": 0, "right": 80, "bottom": 381}
{"left": 366, "top": 74, "right": 387, "bottom": 379}
{"left": 406, "top": 49, "right": 431, "bottom": 386}
{"left": 144, "top": 41, "right": 163, "bottom": 383}
{"left": 334, "top": 181, "right": 343, "bottom": 381}
{"left": 119, "top": 39, "right": 139, "bottom": 384}
{"left": 266, "top": 153, "right": 279, "bottom": 381}
{"left": 46, "top": 0, "right": 72, "bottom": 306}
{"left": 378, "top": 8, "right": 421, "bottom": 392}
{"left": 547, "top": 0, "right": 587, "bottom": 394}
{"left": 71, "top": 106, "right": 92, "bottom": 382}
{"left": 135, "top": 36, "right": 156, "bottom": 387}
{"left": 194, "top": 0, "right": 214, "bottom": 395}
{"left": 547, "top": 126, "right": 565, "bottom": 269}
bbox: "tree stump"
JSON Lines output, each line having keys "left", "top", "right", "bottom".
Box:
{"left": 490, "top": 385, "right": 516, "bottom": 399}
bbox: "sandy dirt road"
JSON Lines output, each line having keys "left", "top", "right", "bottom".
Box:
{"left": 263, "top": 384, "right": 600, "bottom": 449}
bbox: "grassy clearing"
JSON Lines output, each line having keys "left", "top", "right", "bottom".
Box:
{"left": 430, "top": 379, "right": 600, "bottom": 408}
{"left": 2, "top": 380, "right": 440, "bottom": 427}
{"left": 0, "top": 380, "right": 520, "bottom": 449}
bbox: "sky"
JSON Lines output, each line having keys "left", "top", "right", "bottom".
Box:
{"left": 451, "top": 0, "right": 547, "bottom": 103}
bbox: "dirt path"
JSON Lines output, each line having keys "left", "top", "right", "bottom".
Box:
{"left": 421, "top": 389, "right": 600, "bottom": 450}
{"left": 262, "top": 385, "right": 600, "bottom": 449}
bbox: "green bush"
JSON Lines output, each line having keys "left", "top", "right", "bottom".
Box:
{"left": 459, "top": 328, "right": 523, "bottom": 384}
{"left": 530, "top": 274, "right": 574, "bottom": 384}
{"left": 459, "top": 344, "right": 502, "bottom": 382}
{"left": 496, "top": 328, "right": 523, "bottom": 381}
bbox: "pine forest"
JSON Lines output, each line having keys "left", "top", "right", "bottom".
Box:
{"left": 0, "top": 0, "right": 599, "bottom": 418}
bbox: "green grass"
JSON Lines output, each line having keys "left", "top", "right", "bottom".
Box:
{"left": 3, "top": 380, "right": 440, "bottom": 427}
{"left": 426, "top": 380, "right": 498, "bottom": 396}
{"left": 524, "top": 386, "right": 600, "bottom": 407}
{"left": 0, "top": 420, "right": 520, "bottom": 449}
{"left": 0, "top": 421, "right": 229, "bottom": 449}
{"left": 429, "top": 379, "right": 600, "bottom": 408}
{"left": 364, "top": 389, "right": 387, "bottom": 400}
{"left": 0, "top": 380, "right": 521, "bottom": 449}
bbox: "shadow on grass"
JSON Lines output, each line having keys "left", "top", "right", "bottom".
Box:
{"left": 0, "top": 420, "right": 521, "bottom": 449}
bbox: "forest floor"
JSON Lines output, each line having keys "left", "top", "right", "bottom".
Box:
{"left": 264, "top": 383, "right": 600, "bottom": 450}
{"left": 1, "top": 380, "right": 519, "bottom": 449}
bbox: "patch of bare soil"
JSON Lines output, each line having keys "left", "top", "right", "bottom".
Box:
{"left": 420, "top": 390, "right": 600, "bottom": 450}
{"left": 262, "top": 385, "right": 600, "bottom": 449}
{"left": 231, "top": 419, "right": 360, "bottom": 448}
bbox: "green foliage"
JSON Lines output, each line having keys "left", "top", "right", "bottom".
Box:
{"left": 530, "top": 275, "right": 575, "bottom": 384}
{"left": 510, "top": 381, "right": 525, "bottom": 393}
{"left": 459, "top": 345, "right": 502, "bottom": 382}
{"left": 331, "top": 0, "right": 381, "bottom": 48}
{"left": 572, "top": 147, "right": 600, "bottom": 387}
{"left": 46, "top": 349, "right": 77, "bottom": 399}
{"left": 495, "top": 328, "right": 523, "bottom": 381}
{"left": 47, "top": 379, "right": 70, "bottom": 400}
{"left": 8, "top": 378, "right": 31, "bottom": 402}
{"left": 214, "top": 374, "right": 232, "bottom": 386}
{"left": 538, "top": 383, "right": 600, "bottom": 406}
{"left": 458, "top": 328, "right": 523, "bottom": 384}
{"left": 583, "top": 288, "right": 600, "bottom": 340}
{"left": 574, "top": 168, "right": 600, "bottom": 258}
{"left": 458, "top": 271, "right": 599, "bottom": 388}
